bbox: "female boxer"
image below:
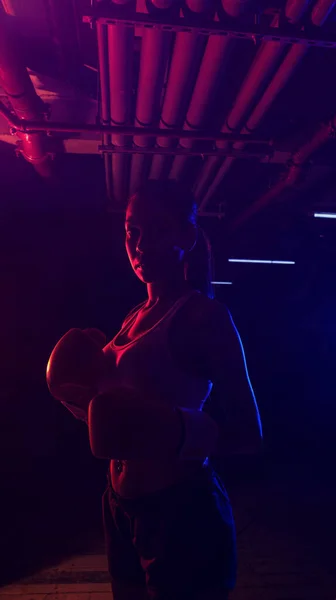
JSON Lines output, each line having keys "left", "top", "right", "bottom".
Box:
{"left": 47, "top": 180, "right": 262, "bottom": 600}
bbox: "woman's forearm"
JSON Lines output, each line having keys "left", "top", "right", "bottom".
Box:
{"left": 88, "top": 390, "right": 218, "bottom": 461}
{"left": 175, "top": 407, "right": 218, "bottom": 460}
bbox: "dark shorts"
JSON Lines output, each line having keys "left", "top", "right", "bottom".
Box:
{"left": 102, "top": 464, "right": 236, "bottom": 600}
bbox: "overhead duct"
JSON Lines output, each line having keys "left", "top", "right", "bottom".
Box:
{"left": 0, "top": 11, "right": 52, "bottom": 177}
{"left": 149, "top": 0, "right": 212, "bottom": 180}
{"left": 194, "top": 0, "right": 312, "bottom": 201}
{"left": 198, "top": 0, "right": 336, "bottom": 209}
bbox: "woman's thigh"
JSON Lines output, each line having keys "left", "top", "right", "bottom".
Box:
{"left": 136, "top": 470, "right": 236, "bottom": 599}
{"left": 102, "top": 486, "right": 145, "bottom": 585}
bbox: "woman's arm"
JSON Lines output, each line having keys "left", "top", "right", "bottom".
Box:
{"left": 88, "top": 299, "right": 262, "bottom": 461}
{"left": 88, "top": 387, "right": 218, "bottom": 460}
{"left": 194, "top": 300, "right": 263, "bottom": 456}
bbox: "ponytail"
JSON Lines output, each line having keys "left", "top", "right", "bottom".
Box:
{"left": 185, "top": 226, "right": 215, "bottom": 299}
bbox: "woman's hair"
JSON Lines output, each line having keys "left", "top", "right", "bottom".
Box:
{"left": 128, "top": 180, "right": 214, "bottom": 299}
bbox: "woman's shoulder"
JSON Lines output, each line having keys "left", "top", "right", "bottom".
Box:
{"left": 169, "top": 292, "right": 230, "bottom": 365}
{"left": 170, "top": 292, "right": 243, "bottom": 381}
{"left": 184, "top": 292, "right": 229, "bottom": 328}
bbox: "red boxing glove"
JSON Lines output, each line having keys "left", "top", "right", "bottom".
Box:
{"left": 88, "top": 387, "right": 219, "bottom": 461}
{"left": 46, "top": 328, "right": 107, "bottom": 420}
{"left": 88, "top": 387, "right": 184, "bottom": 460}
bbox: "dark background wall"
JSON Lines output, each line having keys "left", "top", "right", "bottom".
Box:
{"left": 0, "top": 152, "right": 335, "bottom": 584}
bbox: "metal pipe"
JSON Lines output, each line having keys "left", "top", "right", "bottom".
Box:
{"left": 132, "top": 27, "right": 172, "bottom": 141}
{"left": 198, "top": 0, "right": 335, "bottom": 209}
{"left": 97, "top": 22, "right": 110, "bottom": 127}
{"left": 285, "top": 0, "right": 311, "bottom": 22}
{"left": 1, "top": 0, "right": 15, "bottom": 15}
{"left": 194, "top": 0, "right": 312, "bottom": 201}
{"left": 169, "top": 0, "right": 251, "bottom": 181}
{"left": 239, "top": 0, "right": 334, "bottom": 137}
{"left": 169, "top": 35, "right": 233, "bottom": 180}
{"left": 130, "top": 0, "right": 174, "bottom": 194}
{"left": 231, "top": 118, "right": 335, "bottom": 228}
{"left": 108, "top": 23, "right": 133, "bottom": 147}
{"left": 222, "top": 0, "right": 251, "bottom": 17}
{"left": 149, "top": 0, "right": 211, "bottom": 179}
{"left": 97, "top": 21, "right": 112, "bottom": 200}
{"left": 0, "top": 11, "right": 52, "bottom": 177}
{"left": 239, "top": 47, "right": 307, "bottom": 135}
{"left": 311, "top": 0, "right": 336, "bottom": 23}
{"left": 107, "top": 12, "right": 134, "bottom": 202}
{"left": 149, "top": 31, "right": 207, "bottom": 178}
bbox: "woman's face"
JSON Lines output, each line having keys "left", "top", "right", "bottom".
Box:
{"left": 125, "top": 195, "right": 189, "bottom": 284}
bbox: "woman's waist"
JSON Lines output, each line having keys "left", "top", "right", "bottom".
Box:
{"left": 109, "top": 457, "right": 205, "bottom": 499}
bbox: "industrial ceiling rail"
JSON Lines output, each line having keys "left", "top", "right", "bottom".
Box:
{"left": 98, "top": 145, "right": 273, "bottom": 158}
{"left": 83, "top": 8, "right": 336, "bottom": 49}
{"left": 0, "top": 100, "right": 273, "bottom": 144}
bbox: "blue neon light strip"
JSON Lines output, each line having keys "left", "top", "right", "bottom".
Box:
{"left": 228, "top": 259, "right": 295, "bottom": 265}
{"left": 314, "top": 212, "right": 336, "bottom": 219}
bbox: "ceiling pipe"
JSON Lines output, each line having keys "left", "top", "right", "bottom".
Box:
{"left": 194, "top": 0, "right": 312, "bottom": 201}
{"left": 129, "top": 0, "right": 175, "bottom": 195}
{"left": 169, "top": 0, "right": 252, "bottom": 181}
{"left": 104, "top": 0, "right": 134, "bottom": 202}
{"left": 149, "top": 0, "right": 212, "bottom": 180}
{"left": 198, "top": 0, "right": 335, "bottom": 209}
{"left": 222, "top": 0, "right": 251, "bottom": 17}
{"left": 231, "top": 117, "right": 336, "bottom": 228}
{"left": 0, "top": 11, "right": 52, "bottom": 177}
{"left": 310, "top": 0, "right": 336, "bottom": 22}
{"left": 169, "top": 36, "right": 232, "bottom": 181}
{"left": 1, "top": 0, "right": 15, "bottom": 15}
{"left": 97, "top": 20, "right": 113, "bottom": 202}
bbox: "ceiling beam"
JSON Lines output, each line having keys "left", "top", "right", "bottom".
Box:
{"left": 83, "top": 8, "right": 336, "bottom": 49}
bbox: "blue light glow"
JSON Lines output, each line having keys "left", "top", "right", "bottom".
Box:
{"left": 314, "top": 212, "right": 336, "bottom": 219}
{"left": 228, "top": 310, "right": 263, "bottom": 440}
{"left": 211, "top": 281, "right": 233, "bottom": 285}
{"left": 228, "top": 259, "right": 295, "bottom": 265}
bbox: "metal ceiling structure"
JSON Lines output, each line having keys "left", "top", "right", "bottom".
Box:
{"left": 0, "top": 0, "right": 336, "bottom": 228}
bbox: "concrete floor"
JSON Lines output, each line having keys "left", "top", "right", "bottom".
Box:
{"left": 1, "top": 457, "right": 335, "bottom": 600}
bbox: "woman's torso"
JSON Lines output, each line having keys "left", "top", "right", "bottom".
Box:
{"left": 102, "top": 289, "right": 213, "bottom": 498}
